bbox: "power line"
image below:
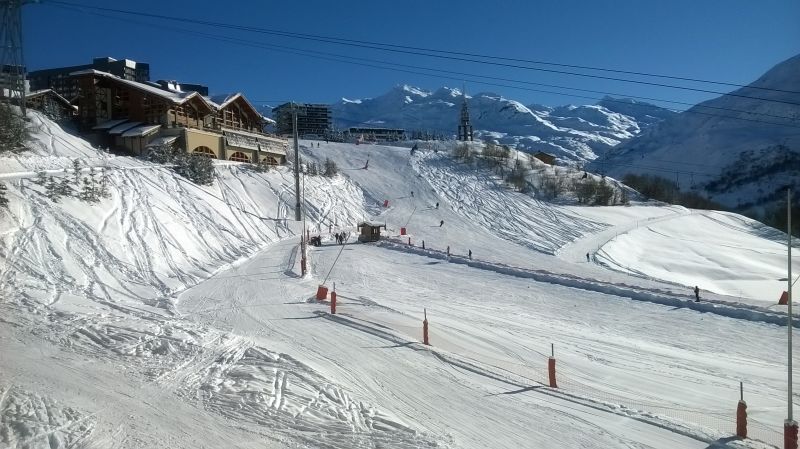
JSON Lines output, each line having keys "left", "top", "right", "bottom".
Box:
{"left": 45, "top": 2, "right": 800, "bottom": 130}
{"left": 44, "top": 0, "right": 800, "bottom": 107}
{"left": 250, "top": 41, "right": 799, "bottom": 123}
{"left": 45, "top": 5, "right": 800, "bottom": 127}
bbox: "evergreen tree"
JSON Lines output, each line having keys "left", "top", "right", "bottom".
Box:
{"left": 80, "top": 176, "right": 98, "bottom": 202}
{"left": 57, "top": 176, "right": 73, "bottom": 197}
{"left": 35, "top": 170, "right": 47, "bottom": 186}
{"left": 0, "top": 104, "right": 29, "bottom": 154}
{"left": 72, "top": 159, "right": 82, "bottom": 186}
{"left": 323, "top": 158, "right": 338, "bottom": 177}
{"left": 0, "top": 181, "right": 8, "bottom": 209}
{"left": 98, "top": 169, "right": 111, "bottom": 199}
{"left": 147, "top": 143, "right": 178, "bottom": 164}
{"left": 45, "top": 176, "right": 61, "bottom": 202}
{"left": 173, "top": 152, "right": 215, "bottom": 185}
{"left": 88, "top": 167, "right": 99, "bottom": 195}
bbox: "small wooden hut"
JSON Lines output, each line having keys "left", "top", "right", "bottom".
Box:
{"left": 357, "top": 222, "right": 386, "bottom": 243}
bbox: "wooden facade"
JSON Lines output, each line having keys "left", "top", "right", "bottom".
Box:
{"left": 72, "top": 71, "right": 287, "bottom": 163}
{"left": 73, "top": 72, "right": 214, "bottom": 130}
{"left": 25, "top": 89, "right": 76, "bottom": 121}
{"left": 357, "top": 222, "right": 386, "bottom": 243}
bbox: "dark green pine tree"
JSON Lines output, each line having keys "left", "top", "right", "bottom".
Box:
{"left": 98, "top": 169, "right": 111, "bottom": 199}
{"left": 79, "top": 177, "right": 97, "bottom": 203}
{"left": 0, "top": 181, "right": 9, "bottom": 208}
{"left": 57, "top": 175, "right": 73, "bottom": 197}
{"left": 72, "top": 159, "right": 82, "bottom": 186}
{"left": 45, "top": 176, "right": 61, "bottom": 202}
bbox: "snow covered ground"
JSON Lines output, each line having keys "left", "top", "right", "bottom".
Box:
{"left": 1, "top": 112, "right": 797, "bottom": 448}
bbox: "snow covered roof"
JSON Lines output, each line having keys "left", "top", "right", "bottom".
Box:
{"left": 121, "top": 124, "right": 161, "bottom": 138}
{"left": 146, "top": 135, "right": 179, "bottom": 147}
{"left": 208, "top": 93, "right": 238, "bottom": 107}
{"left": 92, "top": 119, "right": 129, "bottom": 130}
{"left": 205, "top": 93, "right": 261, "bottom": 118}
{"left": 26, "top": 89, "right": 77, "bottom": 110}
{"left": 71, "top": 70, "right": 212, "bottom": 109}
{"left": 108, "top": 121, "right": 142, "bottom": 135}
{"left": 358, "top": 221, "right": 386, "bottom": 228}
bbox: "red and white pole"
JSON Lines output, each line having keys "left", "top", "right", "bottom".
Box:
{"left": 423, "top": 308, "right": 429, "bottom": 346}
{"left": 548, "top": 343, "right": 558, "bottom": 388}
{"left": 736, "top": 382, "right": 747, "bottom": 439}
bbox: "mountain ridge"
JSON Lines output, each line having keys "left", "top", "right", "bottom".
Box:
{"left": 330, "top": 85, "right": 676, "bottom": 162}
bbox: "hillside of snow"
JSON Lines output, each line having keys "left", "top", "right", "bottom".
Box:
{"left": 1, "top": 111, "right": 798, "bottom": 448}
{"left": 596, "top": 53, "right": 800, "bottom": 213}
{"left": 330, "top": 85, "right": 676, "bottom": 163}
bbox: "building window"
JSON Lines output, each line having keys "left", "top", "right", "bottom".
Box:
{"left": 192, "top": 146, "right": 217, "bottom": 158}
{"left": 228, "top": 151, "right": 250, "bottom": 163}
{"left": 263, "top": 156, "right": 278, "bottom": 165}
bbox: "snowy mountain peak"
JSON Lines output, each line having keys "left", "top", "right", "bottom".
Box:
{"left": 597, "top": 52, "right": 800, "bottom": 213}
{"left": 332, "top": 85, "right": 674, "bottom": 162}
{"left": 399, "top": 84, "right": 431, "bottom": 97}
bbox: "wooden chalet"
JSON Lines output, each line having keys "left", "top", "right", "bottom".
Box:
{"left": 357, "top": 222, "right": 387, "bottom": 243}
{"left": 71, "top": 70, "right": 286, "bottom": 164}
{"left": 25, "top": 89, "right": 77, "bottom": 121}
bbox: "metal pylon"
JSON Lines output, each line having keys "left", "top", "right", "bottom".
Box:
{"left": 1, "top": 0, "right": 29, "bottom": 116}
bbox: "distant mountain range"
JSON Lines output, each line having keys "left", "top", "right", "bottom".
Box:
{"left": 258, "top": 53, "right": 800, "bottom": 218}
{"left": 329, "top": 86, "right": 676, "bottom": 162}
{"left": 593, "top": 53, "right": 800, "bottom": 214}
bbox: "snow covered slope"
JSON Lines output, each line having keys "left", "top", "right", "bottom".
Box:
{"left": 596, "top": 53, "right": 800, "bottom": 212}
{"left": 2, "top": 111, "right": 797, "bottom": 449}
{"left": 331, "top": 85, "right": 676, "bottom": 163}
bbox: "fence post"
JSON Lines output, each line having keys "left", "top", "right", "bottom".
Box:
{"left": 548, "top": 343, "right": 557, "bottom": 388}
{"left": 786, "top": 420, "right": 799, "bottom": 449}
{"left": 330, "top": 290, "right": 337, "bottom": 315}
{"left": 736, "top": 382, "right": 747, "bottom": 438}
{"left": 423, "top": 309, "right": 429, "bottom": 346}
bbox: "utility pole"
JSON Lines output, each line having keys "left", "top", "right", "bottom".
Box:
{"left": 293, "top": 102, "right": 301, "bottom": 221}
{"left": 290, "top": 102, "right": 308, "bottom": 276}
{"left": 1, "top": 0, "right": 31, "bottom": 116}
{"left": 787, "top": 187, "right": 797, "bottom": 449}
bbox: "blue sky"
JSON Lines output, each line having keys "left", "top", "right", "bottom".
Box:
{"left": 24, "top": 0, "right": 800, "bottom": 110}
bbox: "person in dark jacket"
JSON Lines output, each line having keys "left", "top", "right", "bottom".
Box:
{"left": 439, "top": 220, "right": 444, "bottom": 227}
{"left": 694, "top": 286, "right": 700, "bottom": 302}
{"left": 468, "top": 249, "right": 472, "bottom": 260}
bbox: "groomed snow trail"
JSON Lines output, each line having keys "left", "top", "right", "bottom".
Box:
{"left": 2, "top": 115, "right": 797, "bottom": 448}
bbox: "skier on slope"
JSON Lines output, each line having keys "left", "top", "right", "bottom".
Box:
{"left": 586, "top": 252, "right": 590, "bottom": 262}
{"left": 694, "top": 286, "right": 700, "bottom": 302}
{"left": 439, "top": 220, "right": 444, "bottom": 227}
{"left": 468, "top": 249, "right": 472, "bottom": 260}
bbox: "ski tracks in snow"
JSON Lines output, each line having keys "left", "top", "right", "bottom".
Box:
{"left": 413, "top": 152, "right": 606, "bottom": 254}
